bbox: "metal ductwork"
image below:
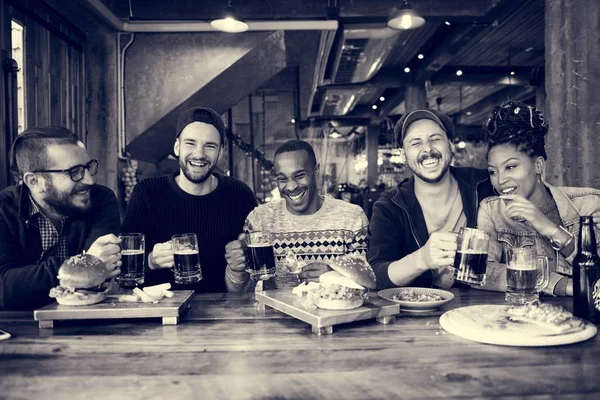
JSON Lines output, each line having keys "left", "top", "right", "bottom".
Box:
{"left": 315, "top": 24, "right": 399, "bottom": 116}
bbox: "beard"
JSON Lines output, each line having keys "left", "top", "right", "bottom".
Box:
{"left": 44, "top": 182, "right": 93, "bottom": 218}
{"left": 410, "top": 148, "right": 453, "bottom": 184}
{"left": 179, "top": 156, "right": 216, "bottom": 184}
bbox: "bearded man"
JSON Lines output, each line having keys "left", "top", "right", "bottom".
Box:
{"left": 121, "top": 107, "right": 256, "bottom": 293}
{"left": 0, "top": 126, "right": 122, "bottom": 310}
{"left": 367, "top": 109, "right": 494, "bottom": 289}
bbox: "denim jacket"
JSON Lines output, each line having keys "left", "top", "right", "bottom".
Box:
{"left": 476, "top": 183, "right": 600, "bottom": 295}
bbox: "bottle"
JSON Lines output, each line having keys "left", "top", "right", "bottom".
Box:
{"left": 573, "top": 216, "right": 600, "bottom": 323}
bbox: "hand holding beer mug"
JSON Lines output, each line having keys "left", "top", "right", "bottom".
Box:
{"left": 505, "top": 248, "right": 549, "bottom": 305}
{"left": 116, "top": 233, "right": 145, "bottom": 289}
{"left": 171, "top": 233, "right": 202, "bottom": 284}
{"left": 453, "top": 227, "right": 489, "bottom": 285}
{"left": 245, "top": 232, "right": 276, "bottom": 281}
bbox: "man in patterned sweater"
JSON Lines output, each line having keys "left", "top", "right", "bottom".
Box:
{"left": 225, "top": 140, "right": 368, "bottom": 291}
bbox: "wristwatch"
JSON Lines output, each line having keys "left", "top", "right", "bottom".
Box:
{"left": 549, "top": 225, "right": 574, "bottom": 251}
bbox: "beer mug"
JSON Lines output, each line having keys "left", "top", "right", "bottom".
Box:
{"left": 117, "top": 233, "right": 145, "bottom": 289}
{"left": 244, "top": 232, "right": 276, "bottom": 281}
{"left": 453, "top": 227, "right": 489, "bottom": 285}
{"left": 171, "top": 233, "right": 202, "bottom": 284}
{"left": 505, "top": 248, "right": 549, "bottom": 305}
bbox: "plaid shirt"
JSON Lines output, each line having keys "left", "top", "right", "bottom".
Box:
{"left": 29, "top": 195, "right": 69, "bottom": 264}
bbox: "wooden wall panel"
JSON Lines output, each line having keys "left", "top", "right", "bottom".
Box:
{"left": 9, "top": 0, "right": 85, "bottom": 140}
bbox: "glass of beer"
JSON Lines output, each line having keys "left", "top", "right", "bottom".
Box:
{"left": 117, "top": 233, "right": 145, "bottom": 289}
{"left": 505, "top": 248, "right": 550, "bottom": 305}
{"left": 171, "top": 233, "right": 202, "bottom": 284}
{"left": 453, "top": 227, "right": 489, "bottom": 285}
{"left": 245, "top": 231, "right": 276, "bottom": 281}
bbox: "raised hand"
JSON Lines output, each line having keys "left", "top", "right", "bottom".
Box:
{"left": 149, "top": 241, "right": 174, "bottom": 270}
{"left": 500, "top": 194, "right": 556, "bottom": 236}
{"left": 420, "top": 232, "right": 458, "bottom": 269}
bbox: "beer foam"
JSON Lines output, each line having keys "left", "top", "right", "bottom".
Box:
{"left": 507, "top": 263, "right": 536, "bottom": 271}
{"left": 121, "top": 249, "right": 144, "bottom": 255}
{"left": 174, "top": 249, "right": 199, "bottom": 255}
{"left": 456, "top": 249, "right": 487, "bottom": 255}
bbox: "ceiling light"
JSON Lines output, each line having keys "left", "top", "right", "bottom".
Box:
{"left": 457, "top": 141, "right": 466, "bottom": 149}
{"left": 404, "top": 67, "right": 411, "bottom": 73}
{"left": 291, "top": 118, "right": 296, "bottom": 123}
{"left": 387, "top": 1, "right": 425, "bottom": 30}
{"left": 510, "top": 71, "right": 515, "bottom": 76}
{"left": 379, "top": 96, "right": 385, "bottom": 101}
{"left": 417, "top": 54, "right": 424, "bottom": 59}
{"left": 445, "top": 21, "right": 451, "bottom": 26}
{"left": 372, "top": 105, "right": 378, "bottom": 110}
{"left": 466, "top": 111, "right": 472, "bottom": 116}
{"left": 456, "top": 69, "right": 463, "bottom": 76}
{"left": 210, "top": 2, "right": 249, "bottom": 33}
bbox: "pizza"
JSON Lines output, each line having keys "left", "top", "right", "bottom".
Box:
{"left": 506, "top": 303, "right": 586, "bottom": 335}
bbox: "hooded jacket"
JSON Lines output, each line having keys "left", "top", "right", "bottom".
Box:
{"left": 368, "top": 166, "right": 493, "bottom": 289}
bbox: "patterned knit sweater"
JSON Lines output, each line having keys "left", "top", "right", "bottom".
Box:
{"left": 244, "top": 196, "right": 369, "bottom": 289}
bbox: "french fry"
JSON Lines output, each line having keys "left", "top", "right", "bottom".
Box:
{"left": 133, "top": 287, "right": 158, "bottom": 303}
{"left": 162, "top": 290, "right": 175, "bottom": 298}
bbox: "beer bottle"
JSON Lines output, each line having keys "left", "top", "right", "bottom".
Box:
{"left": 573, "top": 216, "right": 600, "bottom": 323}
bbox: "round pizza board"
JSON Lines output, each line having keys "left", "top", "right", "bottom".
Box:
{"left": 439, "top": 305, "right": 597, "bottom": 347}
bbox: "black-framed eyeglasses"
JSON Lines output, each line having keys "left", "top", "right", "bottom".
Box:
{"left": 33, "top": 159, "right": 99, "bottom": 182}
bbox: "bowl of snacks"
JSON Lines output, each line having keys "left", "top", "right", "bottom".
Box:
{"left": 377, "top": 287, "right": 454, "bottom": 312}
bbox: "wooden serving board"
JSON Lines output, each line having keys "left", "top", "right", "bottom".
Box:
{"left": 34, "top": 290, "right": 194, "bottom": 329}
{"left": 439, "top": 305, "right": 598, "bottom": 347}
{"left": 255, "top": 289, "right": 399, "bottom": 335}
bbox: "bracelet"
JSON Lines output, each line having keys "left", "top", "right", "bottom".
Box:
{"left": 549, "top": 225, "right": 574, "bottom": 251}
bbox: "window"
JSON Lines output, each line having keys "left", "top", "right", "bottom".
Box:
{"left": 11, "top": 20, "right": 26, "bottom": 134}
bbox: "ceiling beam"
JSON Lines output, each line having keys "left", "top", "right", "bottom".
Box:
{"left": 379, "top": 0, "right": 529, "bottom": 117}
{"left": 320, "top": 68, "right": 408, "bottom": 90}
{"left": 431, "top": 66, "right": 533, "bottom": 86}
{"left": 106, "top": 0, "right": 497, "bottom": 20}
{"left": 412, "top": 0, "right": 529, "bottom": 83}
{"left": 378, "top": 88, "right": 405, "bottom": 118}
{"left": 453, "top": 85, "right": 536, "bottom": 125}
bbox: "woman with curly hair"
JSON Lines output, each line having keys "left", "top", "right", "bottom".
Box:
{"left": 476, "top": 100, "right": 600, "bottom": 297}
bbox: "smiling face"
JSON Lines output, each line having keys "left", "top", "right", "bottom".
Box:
{"left": 174, "top": 122, "right": 223, "bottom": 184}
{"left": 274, "top": 150, "right": 320, "bottom": 215}
{"left": 487, "top": 143, "right": 545, "bottom": 200}
{"left": 402, "top": 119, "right": 454, "bottom": 184}
{"left": 40, "top": 144, "right": 95, "bottom": 217}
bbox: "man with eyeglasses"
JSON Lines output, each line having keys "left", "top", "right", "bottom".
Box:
{"left": 0, "top": 126, "right": 122, "bottom": 310}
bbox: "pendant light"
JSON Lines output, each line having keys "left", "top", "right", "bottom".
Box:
{"left": 387, "top": 0, "right": 425, "bottom": 30}
{"left": 210, "top": 0, "right": 249, "bottom": 33}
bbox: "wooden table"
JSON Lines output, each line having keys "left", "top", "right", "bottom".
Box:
{"left": 1, "top": 288, "right": 599, "bottom": 399}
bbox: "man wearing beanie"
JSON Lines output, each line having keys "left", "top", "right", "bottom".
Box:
{"left": 367, "top": 108, "right": 493, "bottom": 289}
{"left": 121, "top": 107, "right": 256, "bottom": 293}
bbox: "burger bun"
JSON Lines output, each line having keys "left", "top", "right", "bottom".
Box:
{"left": 329, "top": 254, "right": 376, "bottom": 289}
{"left": 57, "top": 254, "right": 108, "bottom": 289}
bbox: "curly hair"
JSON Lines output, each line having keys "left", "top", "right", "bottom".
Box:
{"left": 483, "top": 100, "right": 548, "bottom": 159}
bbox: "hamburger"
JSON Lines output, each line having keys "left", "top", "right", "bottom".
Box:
{"left": 49, "top": 254, "right": 110, "bottom": 306}
{"left": 311, "top": 254, "right": 377, "bottom": 310}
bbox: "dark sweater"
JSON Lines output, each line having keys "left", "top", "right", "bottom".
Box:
{"left": 121, "top": 173, "right": 256, "bottom": 293}
{"left": 0, "top": 184, "right": 121, "bottom": 310}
